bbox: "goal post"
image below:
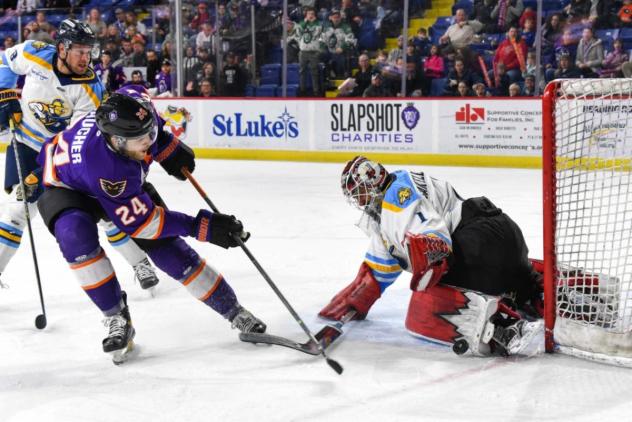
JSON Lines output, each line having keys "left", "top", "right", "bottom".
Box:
{"left": 543, "top": 79, "right": 632, "bottom": 366}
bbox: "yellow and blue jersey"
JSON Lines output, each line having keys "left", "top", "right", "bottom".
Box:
{"left": 0, "top": 40, "right": 105, "bottom": 151}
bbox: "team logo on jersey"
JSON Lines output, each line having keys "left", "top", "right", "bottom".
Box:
{"left": 31, "top": 41, "right": 48, "bottom": 50}
{"left": 401, "top": 103, "right": 420, "bottom": 130}
{"left": 397, "top": 187, "right": 412, "bottom": 205}
{"left": 28, "top": 99, "right": 72, "bottom": 133}
{"left": 100, "top": 178, "right": 127, "bottom": 198}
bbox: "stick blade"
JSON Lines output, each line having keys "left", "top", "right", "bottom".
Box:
{"left": 326, "top": 357, "right": 344, "bottom": 375}
{"left": 35, "top": 314, "right": 47, "bottom": 329}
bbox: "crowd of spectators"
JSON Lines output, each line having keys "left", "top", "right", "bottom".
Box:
{"left": 2, "top": 0, "right": 632, "bottom": 98}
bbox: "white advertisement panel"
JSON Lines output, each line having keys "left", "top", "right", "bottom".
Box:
{"left": 153, "top": 98, "right": 543, "bottom": 158}
{"left": 436, "top": 99, "right": 542, "bottom": 156}
{"left": 312, "top": 99, "right": 434, "bottom": 153}
{"left": 153, "top": 98, "right": 310, "bottom": 150}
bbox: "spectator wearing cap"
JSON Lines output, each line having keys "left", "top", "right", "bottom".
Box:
{"left": 363, "top": 72, "right": 393, "bottom": 97}
{"left": 114, "top": 38, "right": 135, "bottom": 67}
{"left": 601, "top": 39, "right": 628, "bottom": 78}
{"left": 95, "top": 50, "right": 126, "bottom": 92}
{"left": 491, "top": 26, "right": 527, "bottom": 84}
{"left": 491, "top": 0, "right": 524, "bottom": 33}
{"left": 190, "top": 2, "right": 211, "bottom": 32}
{"left": 220, "top": 52, "right": 246, "bottom": 96}
{"left": 575, "top": 27, "right": 603, "bottom": 77}
{"left": 113, "top": 8, "right": 127, "bottom": 38}
{"left": 146, "top": 49, "right": 161, "bottom": 87}
{"left": 322, "top": 9, "right": 357, "bottom": 78}
{"left": 155, "top": 59, "right": 173, "bottom": 96}
{"left": 296, "top": 7, "right": 325, "bottom": 96}
{"left": 439, "top": 9, "right": 483, "bottom": 53}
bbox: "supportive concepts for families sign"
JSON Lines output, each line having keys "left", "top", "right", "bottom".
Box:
{"left": 153, "top": 98, "right": 543, "bottom": 160}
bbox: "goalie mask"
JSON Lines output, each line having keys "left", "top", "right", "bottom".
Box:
{"left": 341, "top": 156, "right": 388, "bottom": 210}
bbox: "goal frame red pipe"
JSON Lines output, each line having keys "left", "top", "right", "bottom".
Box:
{"left": 542, "top": 81, "right": 558, "bottom": 353}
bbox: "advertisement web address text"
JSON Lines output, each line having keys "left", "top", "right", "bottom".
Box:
{"left": 458, "top": 143, "right": 542, "bottom": 151}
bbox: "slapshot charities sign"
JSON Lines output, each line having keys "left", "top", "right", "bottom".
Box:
{"left": 326, "top": 102, "right": 422, "bottom": 150}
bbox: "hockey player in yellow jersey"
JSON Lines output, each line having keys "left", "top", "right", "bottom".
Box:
{"left": 320, "top": 156, "right": 545, "bottom": 357}
{"left": 0, "top": 19, "right": 160, "bottom": 292}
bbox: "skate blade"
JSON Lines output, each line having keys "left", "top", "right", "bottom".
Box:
{"left": 111, "top": 340, "right": 136, "bottom": 365}
{"left": 142, "top": 286, "right": 157, "bottom": 298}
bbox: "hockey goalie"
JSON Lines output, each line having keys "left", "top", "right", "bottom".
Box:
{"left": 319, "top": 156, "right": 547, "bottom": 357}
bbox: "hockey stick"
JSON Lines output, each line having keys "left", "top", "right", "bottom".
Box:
{"left": 239, "top": 309, "right": 357, "bottom": 355}
{"left": 8, "top": 120, "right": 46, "bottom": 329}
{"left": 182, "top": 167, "right": 344, "bottom": 374}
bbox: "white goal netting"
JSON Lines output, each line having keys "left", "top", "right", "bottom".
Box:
{"left": 548, "top": 79, "right": 632, "bottom": 365}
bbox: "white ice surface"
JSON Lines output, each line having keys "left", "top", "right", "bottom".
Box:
{"left": 1, "top": 157, "right": 632, "bottom": 422}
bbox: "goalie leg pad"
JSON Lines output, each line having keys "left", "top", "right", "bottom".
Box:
{"left": 406, "top": 285, "right": 499, "bottom": 356}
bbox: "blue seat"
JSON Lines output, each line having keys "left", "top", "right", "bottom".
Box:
{"left": 260, "top": 63, "right": 281, "bottom": 85}
{"left": 245, "top": 84, "right": 256, "bottom": 97}
{"left": 256, "top": 84, "right": 278, "bottom": 97}
{"left": 430, "top": 78, "right": 447, "bottom": 97}
{"left": 452, "top": 1, "right": 474, "bottom": 15}
{"left": 433, "top": 16, "right": 452, "bottom": 30}
{"left": 275, "top": 84, "right": 299, "bottom": 97}
{"left": 619, "top": 28, "right": 632, "bottom": 41}
{"left": 287, "top": 63, "right": 300, "bottom": 85}
{"left": 596, "top": 29, "right": 620, "bottom": 42}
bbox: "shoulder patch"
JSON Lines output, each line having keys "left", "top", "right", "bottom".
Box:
{"left": 100, "top": 178, "right": 127, "bottom": 197}
{"left": 397, "top": 187, "right": 413, "bottom": 205}
{"left": 31, "top": 41, "right": 48, "bottom": 51}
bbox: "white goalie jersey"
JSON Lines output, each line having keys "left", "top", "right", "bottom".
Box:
{"left": 363, "top": 170, "right": 464, "bottom": 292}
{"left": 0, "top": 40, "right": 105, "bottom": 151}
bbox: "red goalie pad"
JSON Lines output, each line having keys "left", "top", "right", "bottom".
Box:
{"left": 319, "top": 262, "right": 381, "bottom": 321}
{"left": 405, "top": 284, "right": 471, "bottom": 345}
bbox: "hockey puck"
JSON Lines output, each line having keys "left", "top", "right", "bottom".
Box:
{"left": 452, "top": 339, "right": 469, "bottom": 355}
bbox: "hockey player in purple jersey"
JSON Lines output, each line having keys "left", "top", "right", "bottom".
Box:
{"left": 35, "top": 86, "right": 265, "bottom": 363}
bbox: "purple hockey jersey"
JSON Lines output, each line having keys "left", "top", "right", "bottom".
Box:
{"left": 37, "top": 110, "right": 194, "bottom": 240}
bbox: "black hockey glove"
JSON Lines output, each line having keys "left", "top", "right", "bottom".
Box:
{"left": 193, "top": 210, "right": 250, "bottom": 249}
{"left": 0, "top": 89, "right": 22, "bottom": 130}
{"left": 156, "top": 138, "right": 195, "bottom": 181}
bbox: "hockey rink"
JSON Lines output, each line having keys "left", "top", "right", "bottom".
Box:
{"left": 1, "top": 157, "right": 632, "bottom": 422}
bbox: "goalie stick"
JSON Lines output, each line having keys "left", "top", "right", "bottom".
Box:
{"left": 239, "top": 310, "right": 357, "bottom": 356}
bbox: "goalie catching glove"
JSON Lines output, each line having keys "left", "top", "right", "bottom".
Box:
{"left": 407, "top": 233, "right": 451, "bottom": 291}
{"left": 193, "top": 210, "right": 250, "bottom": 249}
{"left": 319, "top": 262, "right": 381, "bottom": 321}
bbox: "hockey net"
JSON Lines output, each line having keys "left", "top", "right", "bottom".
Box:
{"left": 543, "top": 79, "right": 632, "bottom": 366}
